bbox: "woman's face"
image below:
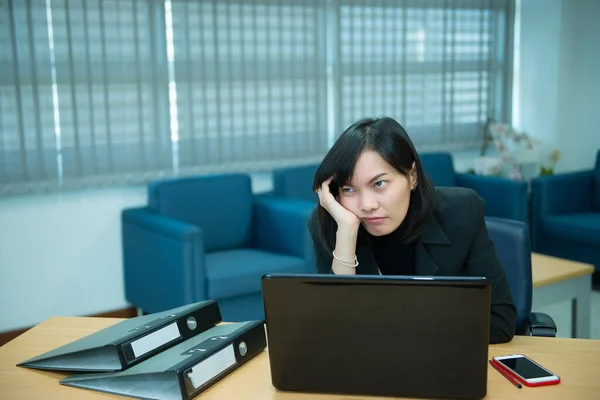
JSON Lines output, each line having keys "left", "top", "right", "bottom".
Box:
{"left": 338, "top": 150, "right": 416, "bottom": 236}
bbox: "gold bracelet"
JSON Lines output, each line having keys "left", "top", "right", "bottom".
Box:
{"left": 332, "top": 251, "right": 359, "bottom": 267}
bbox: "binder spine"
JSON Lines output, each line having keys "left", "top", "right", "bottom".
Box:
{"left": 119, "top": 301, "right": 222, "bottom": 368}
{"left": 180, "top": 322, "right": 267, "bottom": 399}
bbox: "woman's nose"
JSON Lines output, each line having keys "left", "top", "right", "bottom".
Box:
{"left": 360, "top": 192, "right": 379, "bottom": 212}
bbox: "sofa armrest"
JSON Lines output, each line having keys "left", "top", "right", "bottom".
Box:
{"left": 531, "top": 171, "right": 593, "bottom": 215}
{"left": 122, "top": 207, "right": 206, "bottom": 313}
{"left": 252, "top": 195, "right": 316, "bottom": 272}
{"left": 526, "top": 312, "right": 557, "bottom": 337}
{"left": 456, "top": 173, "right": 528, "bottom": 222}
{"left": 122, "top": 207, "right": 202, "bottom": 240}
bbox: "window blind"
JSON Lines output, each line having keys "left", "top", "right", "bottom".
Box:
{"left": 1, "top": 0, "right": 57, "bottom": 191}
{"left": 335, "top": 0, "right": 511, "bottom": 150}
{"left": 49, "top": 0, "right": 171, "bottom": 190}
{"left": 0, "top": 0, "right": 513, "bottom": 195}
{"left": 169, "top": 0, "right": 329, "bottom": 175}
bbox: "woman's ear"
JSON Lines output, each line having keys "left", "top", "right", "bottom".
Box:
{"left": 410, "top": 162, "right": 418, "bottom": 191}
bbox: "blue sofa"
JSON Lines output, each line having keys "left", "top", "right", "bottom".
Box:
{"left": 530, "top": 150, "right": 600, "bottom": 273}
{"left": 122, "top": 174, "right": 313, "bottom": 321}
{"left": 419, "top": 153, "right": 528, "bottom": 222}
{"left": 273, "top": 152, "right": 528, "bottom": 222}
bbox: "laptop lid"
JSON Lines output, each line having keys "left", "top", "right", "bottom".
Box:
{"left": 261, "top": 274, "right": 490, "bottom": 400}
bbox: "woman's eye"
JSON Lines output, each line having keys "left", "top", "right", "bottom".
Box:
{"left": 374, "top": 180, "right": 386, "bottom": 188}
{"left": 341, "top": 187, "right": 355, "bottom": 193}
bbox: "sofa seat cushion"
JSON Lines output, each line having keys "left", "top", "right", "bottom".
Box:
{"left": 206, "top": 248, "right": 306, "bottom": 299}
{"left": 543, "top": 213, "right": 600, "bottom": 246}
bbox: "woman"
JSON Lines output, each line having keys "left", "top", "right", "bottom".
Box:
{"left": 309, "top": 117, "right": 517, "bottom": 344}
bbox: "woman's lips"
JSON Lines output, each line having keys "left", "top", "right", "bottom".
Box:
{"left": 363, "top": 217, "right": 386, "bottom": 224}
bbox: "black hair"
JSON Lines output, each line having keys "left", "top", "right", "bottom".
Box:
{"left": 312, "top": 117, "right": 435, "bottom": 252}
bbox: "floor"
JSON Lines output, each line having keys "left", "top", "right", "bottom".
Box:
{"left": 534, "top": 287, "right": 600, "bottom": 339}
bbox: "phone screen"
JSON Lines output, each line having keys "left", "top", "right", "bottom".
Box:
{"left": 496, "top": 357, "right": 553, "bottom": 379}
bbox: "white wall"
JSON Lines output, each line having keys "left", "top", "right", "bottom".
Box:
{"left": 516, "top": 0, "right": 563, "bottom": 145}
{"left": 0, "top": 188, "right": 145, "bottom": 331}
{"left": 554, "top": 0, "right": 600, "bottom": 172}
{"left": 518, "top": 0, "right": 600, "bottom": 172}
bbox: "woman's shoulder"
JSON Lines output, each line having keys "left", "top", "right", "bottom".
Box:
{"left": 432, "top": 186, "right": 485, "bottom": 223}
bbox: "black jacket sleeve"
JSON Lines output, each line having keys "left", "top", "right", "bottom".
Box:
{"left": 307, "top": 207, "right": 335, "bottom": 274}
{"left": 465, "top": 191, "right": 517, "bottom": 344}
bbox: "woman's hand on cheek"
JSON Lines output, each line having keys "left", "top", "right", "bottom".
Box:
{"left": 316, "top": 177, "right": 361, "bottom": 231}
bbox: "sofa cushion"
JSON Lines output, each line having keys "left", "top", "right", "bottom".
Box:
{"left": 273, "top": 164, "right": 319, "bottom": 202}
{"left": 543, "top": 213, "right": 600, "bottom": 246}
{"left": 419, "top": 152, "right": 458, "bottom": 187}
{"left": 148, "top": 174, "right": 253, "bottom": 252}
{"left": 206, "top": 248, "right": 306, "bottom": 299}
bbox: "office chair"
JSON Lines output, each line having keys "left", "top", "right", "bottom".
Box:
{"left": 486, "top": 217, "right": 557, "bottom": 337}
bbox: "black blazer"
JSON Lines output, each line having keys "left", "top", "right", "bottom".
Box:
{"left": 308, "top": 186, "right": 517, "bottom": 344}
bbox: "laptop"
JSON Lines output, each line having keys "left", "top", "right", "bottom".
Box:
{"left": 261, "top": 274, "right": 491, "bottom": 400}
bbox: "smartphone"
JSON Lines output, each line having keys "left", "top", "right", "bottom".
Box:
{"left": 492, "top": 354, "right": 560, "bottom": 387}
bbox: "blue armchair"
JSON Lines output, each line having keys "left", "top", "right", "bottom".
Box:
{"left": 122, "top": 174, "right": 312, "bottom": 321}
{"left": 530, "top": 150, "right": 600, "bottom": 274}
{"left": 486, "top": 217, "right": 557, "bottom": 337}
{"left": 420, "top": 152, "right": 528, "bottom": 222}
{"left": 272, "top": 153, "right": 529, "bottom": 222}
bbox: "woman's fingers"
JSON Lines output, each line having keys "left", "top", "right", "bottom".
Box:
{"left": 316, "top": 177, "right": 334, "bottom": 205}
{"left": 319, "top": 177, "right": 333, "bottom": 194}
{"left": 316, "top": 177, "right": 361, "bottom": 229}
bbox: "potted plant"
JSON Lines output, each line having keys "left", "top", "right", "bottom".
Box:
{"left": 539, "top": 150, "right": 560, "bottom": 176}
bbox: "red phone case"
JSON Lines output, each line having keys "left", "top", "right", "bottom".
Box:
{"left": 491, "top": 357, "right": 560, "bottom": 387}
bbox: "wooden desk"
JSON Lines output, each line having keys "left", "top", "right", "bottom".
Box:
{"left": 531, "top": 253, "right": 594, "bottom": 338}
{"left": 1, "top": 317, "right": 599, "bottom": 400}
